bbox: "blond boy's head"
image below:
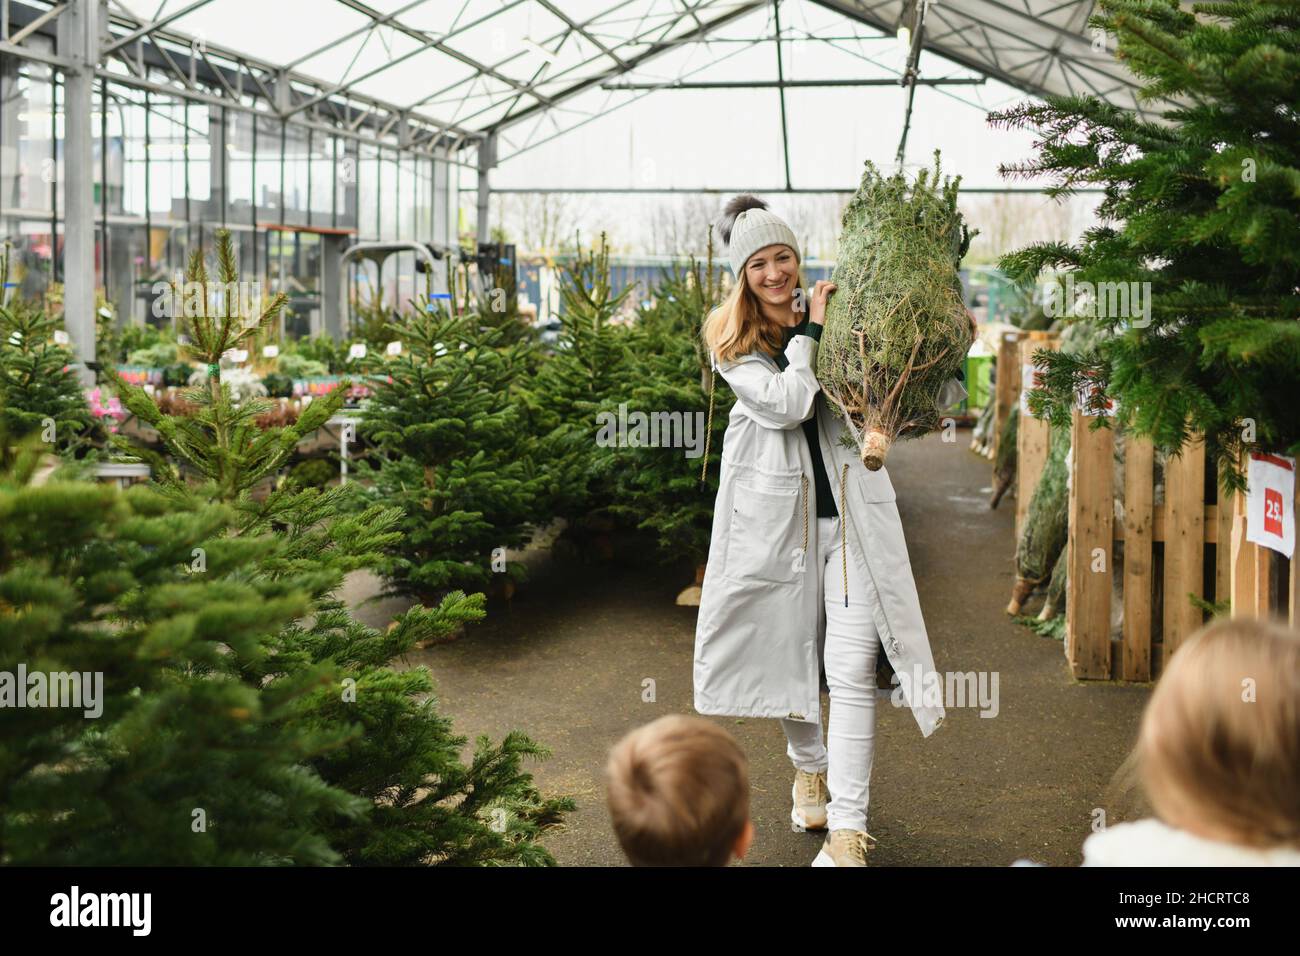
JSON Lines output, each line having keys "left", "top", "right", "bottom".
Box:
{"left": 606, "top": 714, "right": 751, "bottom": 866}
{"left": 1139, "top": 617, "right": 1300, "bottom": 848}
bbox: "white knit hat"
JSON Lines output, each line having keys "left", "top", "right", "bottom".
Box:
{"left": 714, "top": 195, "right": 800, "bottom": 278}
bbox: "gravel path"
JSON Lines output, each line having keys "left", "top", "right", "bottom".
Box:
{"left": 353, "top": 431, "right": 1152, "bottom": 866}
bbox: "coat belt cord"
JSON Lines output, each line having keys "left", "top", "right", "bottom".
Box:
{"left": 840, "top": 463, "right": 849, "bottom": 607}
{"left": 800, "top": 473, "right": 809, "bottom": 559}
{"left": 699, "top": 365, "right": 717, "bottom": 489}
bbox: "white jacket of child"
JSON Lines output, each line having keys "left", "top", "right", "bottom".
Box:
{"left": 1082, "top": 818, "right": 1300, "bottom": 866}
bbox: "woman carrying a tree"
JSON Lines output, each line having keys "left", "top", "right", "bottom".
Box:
{"left": 693, "top": 196, "right": 954, "bottom": 867}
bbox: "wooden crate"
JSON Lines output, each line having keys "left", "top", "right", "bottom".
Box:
{"left": 1014, "top": 332, "right": 1060, "bottom": 541}
{"left": 1065, "top": 413, "right": 1227, "bottom": 680}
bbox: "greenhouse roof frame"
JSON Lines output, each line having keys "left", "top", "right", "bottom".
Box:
{"left": 0, "top": 0, "right": 1154, "bottom": 384}
{"left": 0, "top": 1, "right": 1152, "bottom": 164}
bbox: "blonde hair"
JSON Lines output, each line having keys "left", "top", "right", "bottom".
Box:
{"left": 605, "top": 714, "right": 749, "bottom": 866}
{"left": 701, "top": 260, "right": 805, "bottom": 366}
{"left": 1136, "top": 617, "right": 1300, "bottom": 848}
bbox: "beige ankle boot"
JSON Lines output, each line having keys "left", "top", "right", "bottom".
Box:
{"left": 811, "top": 829, "right": 877, "bottom": 866}
{"left": 790, "top": 768, "right": 829, "bottom": 831}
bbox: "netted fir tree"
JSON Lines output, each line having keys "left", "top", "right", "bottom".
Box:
{"left": 818, "top": 152, "right": 976, "bottom": 470}
{"left": 990, "top": 0, "right": 1300, "bottom": 491}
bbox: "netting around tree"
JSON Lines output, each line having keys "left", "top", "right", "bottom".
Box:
{"left": 818, "top": 151, "right": 975, "bottom": 469}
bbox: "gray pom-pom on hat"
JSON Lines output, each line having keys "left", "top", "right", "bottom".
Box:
{"left": 714, "top": 194, "right": 801, "bottom": 278}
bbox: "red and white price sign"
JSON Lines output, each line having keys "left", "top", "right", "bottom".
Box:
{"left": 1246, "top": 452, "right": 1295, "bottom": 559}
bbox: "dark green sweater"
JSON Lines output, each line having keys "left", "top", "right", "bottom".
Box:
{"left": 773, "top": 319, "right": 838, "bottom": 518}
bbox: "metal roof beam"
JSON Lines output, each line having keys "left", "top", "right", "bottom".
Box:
{"left": 283, "top": 0, "right": 430, "bottom": 70}
{"left": 9, "top": 0, "right": 66, "bottom": 44}
{"left": 101, "top": 0, "right": 214, "bottom": 55}
{"left": 601, "top": 77, "right": 984, "bottom": 88}
{"left": 330, "top": 0, "right": 554, "bottom": 106}
{"left": 487, "top": 0, "right": 767, "bottom": 134}
{"left": 809, "top": 0, "right": 1145, "bottom": 113}
{"left": 534, "top": 0, "right": 630, "bottom": 71}
{"left": 85, "top": 0, "right": 486, "bottom": 143}
{"left": 403, "top": 0, "right": 647, "bottom": 114}
{"left": 283, "top": 0, "right": 531, "bottom": 119}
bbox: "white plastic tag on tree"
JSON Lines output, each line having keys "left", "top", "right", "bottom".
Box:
{"left": 1075, "top": 378, "right": 1116, "bottom": 417}
{"left": 224, "top": 348, "right": 248, "bottom": 364}
{"left": 349, "top": 343, "right": 367, "bottom": 360}
{"left": 386, "top": 340, "right": 402, "bottom": 356}
{"left": 1020, "top": 361, "right": 1045, "bottom": 416}
{"left": 53, "top": 329, "right": 70, "bottom": 345}
{"left": 262, "top": 344, "right": 279, "bottom": 358}
{"left": 1246, "top": 452, "right": 1295, "bottom": 559}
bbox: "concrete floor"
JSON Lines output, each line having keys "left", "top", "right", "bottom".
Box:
{"left": 352, "top": 431, "right": 1153, "bottom": 866}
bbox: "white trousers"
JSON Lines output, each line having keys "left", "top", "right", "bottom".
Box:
{"left": 780, "top": 515, "right": 881, "bottom": 832}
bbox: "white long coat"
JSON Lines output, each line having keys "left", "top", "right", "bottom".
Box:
{"left": 693, "top": 331, "right": 956, "bottom": 737}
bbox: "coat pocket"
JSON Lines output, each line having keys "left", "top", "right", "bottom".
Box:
{"left": 724, "top": 479, "right": 803, "bottom": 584}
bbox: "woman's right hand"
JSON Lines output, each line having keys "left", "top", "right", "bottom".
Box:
{"left": 808, "top": 280, "right": 837, "bottom": 326}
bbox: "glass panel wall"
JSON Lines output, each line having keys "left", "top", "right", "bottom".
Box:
{"left": 227, "top": 109, "right": 255, "bottom": 227}
{"left": 0, "top": 49, "right": 57, "bottom": 300}
{"left": 337, "top": 137, "right": 358, "bottom": 231}
{"left": 284, "top": 123, "right": 310, "bottom": 227}
{"left": 148, "top": 92, "right": 189, "bottom": 284}
{"left": 0, "top": 51, "right": 462, "bottom": 341}
{"left": 357, "top": 141, "right": 380, "bottom": 241}
{"left": 308, "top": 131, "right": 334, "bottom": 227}
{"left": 254, "top": 113, "right": 281, "bottom": 224}
{"left": 379, "top": 147, "right": 398, "bottom": 242}
{"left": 267, "top": 228, "right": 322, "bottom": 338}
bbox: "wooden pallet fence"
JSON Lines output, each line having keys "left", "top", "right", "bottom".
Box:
{"left": 1065, "top": 414, "right": 1233, "bottom": 680}
{"left": 1014, "top": 331, "right": 1060, "bottom": 541}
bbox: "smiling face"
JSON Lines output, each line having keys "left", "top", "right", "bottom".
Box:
{"left": 743, "top": 244, "right": 799, "bottom": 309}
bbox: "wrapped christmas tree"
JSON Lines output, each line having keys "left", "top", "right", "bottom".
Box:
{"left": 819, "top": 151, "right": 975, "bottom": 469}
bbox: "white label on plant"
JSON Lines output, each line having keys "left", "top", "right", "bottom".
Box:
{"left": 348, "top": 343, "right": 367, "bottom": 360}
{"left": 225, "top": 348, "right": 248, "bottom": 364}
{"left": 53, "top": 329, "right": 70, "bottom": 345}
{"left": 262, "top": 344, "right": 279, "bottom": 358}
{"left": 1246, "top": 452, "right": 1295, "bottom": 559}
{"left": 386, "top": 340, "right": 402, "bottom": 356}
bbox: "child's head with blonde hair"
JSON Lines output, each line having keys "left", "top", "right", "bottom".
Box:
{"left": 605, "top": 714, "right": 753, "bottom": 866}
{"left": 1137, "top": 617, "right": 1300, "bottom": 848}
